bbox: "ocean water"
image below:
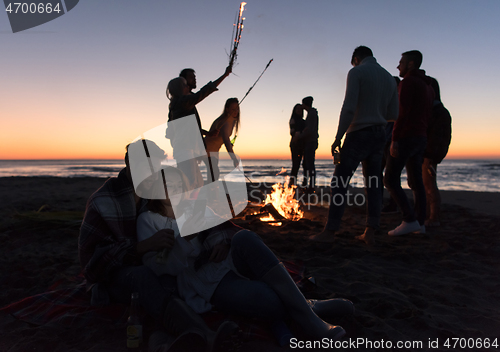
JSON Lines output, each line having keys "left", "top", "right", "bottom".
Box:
{"left": 0, "top": 159, "right": 499, "bottom": 193}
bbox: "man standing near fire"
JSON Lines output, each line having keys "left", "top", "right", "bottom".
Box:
{"left": 383, "top": 50, "right": 434, "bottom": 236}
{"left": 310, "top": 46, "right": 398, "bottom": 245}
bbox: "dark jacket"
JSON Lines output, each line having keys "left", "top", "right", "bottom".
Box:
{"left": 392, "top": 69, "right": 434, "bottom": 141}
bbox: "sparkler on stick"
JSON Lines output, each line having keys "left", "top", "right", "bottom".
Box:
{"left": 230, "top": 58, "right": 273, "bottom": 146}
{"left": 239, "top": 59, "right": 273, "bottom": 104}
{"left": 229, "top": 2, "right": 247, "bottom": 67}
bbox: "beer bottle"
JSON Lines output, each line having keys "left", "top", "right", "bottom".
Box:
{"left": 127, "top": 292, "right": 143, "bottom": 349}
{"left": 333, "top": 146, "right": 341, "bottom": 165}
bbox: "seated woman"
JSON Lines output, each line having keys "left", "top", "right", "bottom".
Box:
{"left": 137, "top": 166, "right": 353, "bottom": 343}
{"left": 204, "top": 98, "right": 241, "bottom": 181}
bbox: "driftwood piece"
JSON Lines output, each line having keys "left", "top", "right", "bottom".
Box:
{"left": 260, "top": 203, "right": 286, "bottom": 220}
{"left": 244, "top": 213, "right": 264, "bottom": 221}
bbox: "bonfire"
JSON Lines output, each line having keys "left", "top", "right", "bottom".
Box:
{"left": 260, "top": 176, "right": 303, "bottom": 224}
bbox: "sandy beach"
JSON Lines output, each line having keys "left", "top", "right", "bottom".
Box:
{"left": 1, "top": 176, "right": 499, "bottom": 351}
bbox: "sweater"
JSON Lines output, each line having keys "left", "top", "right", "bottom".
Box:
{"left": 336, "top": 56, "right": 398, "bottom": 141}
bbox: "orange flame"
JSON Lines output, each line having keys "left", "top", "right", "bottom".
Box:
{"left": 263, "top": 176, "right": 303, "bottom": 221}
{"left": 240, "top": 2, "right": 247, "bottom": 17}
{"left": 260, "top": 213, "right": 282, "bottom": 226}
{"left": 276, "top": 167, "right": 286, "bottom": 176}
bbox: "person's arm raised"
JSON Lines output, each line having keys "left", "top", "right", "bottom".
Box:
{"left": 213, "top": 65, "right": 232, "bottom": 88}
{"left": 180, "top": 66, "right": 233, "bottom": 111}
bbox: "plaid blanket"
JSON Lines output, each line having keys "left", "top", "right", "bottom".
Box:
{"left": 1, "top": 260, "right": 304, "bottom": 342}
{"left": 79, "top": 168, "right": 148, "bottom": 287}
{"left": 0, "top": 275, "right": 127, "bottom": 328}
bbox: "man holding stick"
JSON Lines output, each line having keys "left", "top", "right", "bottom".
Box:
{"left": 166, "top": 65, "right": 232, "bottom": 189}
{"left": 179, "top": 68, "right": 222, "bottom": 140}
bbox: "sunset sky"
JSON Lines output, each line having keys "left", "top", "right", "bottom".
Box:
{"left": 1, "top": 0, "right": 499, "bottom": 160}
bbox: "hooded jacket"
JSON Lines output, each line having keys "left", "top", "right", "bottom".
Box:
{"left": 392, "top": 69, "right": 434, "bottom": 141}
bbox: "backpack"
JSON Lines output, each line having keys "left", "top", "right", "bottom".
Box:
{"left": 424, "top": 102, "right": 452, "bottom": 164}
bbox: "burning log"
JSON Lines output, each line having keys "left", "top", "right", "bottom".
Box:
{"left": 244, "top": 203, "right": 284, "bottom": 221}
{"left": 244, "top": 213, "right": 263, "bottom": 221}
{"left": 243, "top": 175, "right": 303, "bottom": 226}
{"left": 260, "top": 203, "right": 286, "bottom": 220}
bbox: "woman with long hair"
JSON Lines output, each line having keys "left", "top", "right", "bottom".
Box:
{"left": 289, "top": 103, "right": 306, "bottom": 186}
{"left": 204, "top": 98, "right": 241, "bottom": 181}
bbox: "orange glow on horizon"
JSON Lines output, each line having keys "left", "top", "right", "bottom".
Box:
{"left": 2, "top": 150, "right": 500, "bottom": 160}
{"left": 1, "top": 154, "right": 499, "bottom": 161}
{"left": 1, "top": 126, "right": 499, "bottom": 161}
{"left": 2, "top": 140, "right": 494, "bottom": 160}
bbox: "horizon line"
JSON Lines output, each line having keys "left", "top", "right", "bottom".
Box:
{"left": 1, "top": 155, "right": 500, "bottom": 161}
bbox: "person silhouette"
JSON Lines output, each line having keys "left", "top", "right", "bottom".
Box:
{"left": 204, "top": 98, "right": 241, "bottom": 182}
{"left": 298, "top": 96, "right": 319, "bottom": 192}
{"left": 311, "top": 46, "right": 398, "bottom": 245}
{"left": 289, "top": 103, "right": 306, "bottom": 186}
{"left": 165, "top": 66, "right": 232, "bottom": 190}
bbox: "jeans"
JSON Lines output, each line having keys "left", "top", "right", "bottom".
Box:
{"left": 210, "top": 230, "right": 286, "bottom": 320}
{"left": 384, "top": 136, "right": 427, "bottom": 225}
{"left": 303, "top": 140, "right": 318, "bottom": 188}
{"left": 104, "top": 265, "right": 178, "bottom": 322}
{"left": 326, "top": 127, "right": 386, "bottom": 231}
{"left": 290, "top": 141, "right": 304, "bottom": 184}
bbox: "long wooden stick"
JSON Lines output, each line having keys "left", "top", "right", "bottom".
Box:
{"left": 239, "top": 59, "right": 273, "bottom": 104}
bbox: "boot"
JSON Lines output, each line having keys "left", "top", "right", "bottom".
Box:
{"left": 148, "top": 330, "right": 206, "bottom": 352}
{"left": 261, "top": 263, "right": 346, "bottom": 340}
{"left": 301, "top": 176, "right": 308, "bottom": 187}
{"left": 308, "top": 298, "right": 354, "bottom": 319}
{"left": 163, "top": 298, "right": 240, "bottom": 352}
